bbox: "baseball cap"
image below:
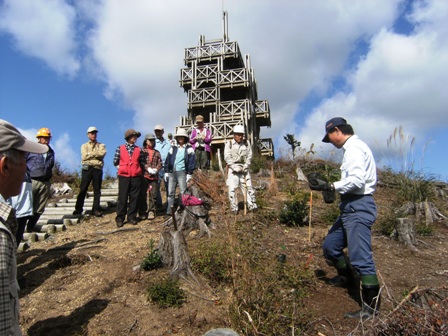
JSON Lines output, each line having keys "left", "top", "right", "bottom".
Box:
{"left": 322, "top": 117, "right": 347, "bottom": 143}
{"left": 87, "top": 126, "right": 98, "bottom": 133}
{"left": 195, "top": 115, "right": 204, "bottom": 123}
{"left": 154, "top": 124, "right": 164, "bottom": 131}
{"left": 0, "top": 119, "right": 48, "bottom": 154}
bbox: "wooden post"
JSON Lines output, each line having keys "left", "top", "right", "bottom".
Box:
{"left": 308, "top": 192, "right": 313, "bottom": 242}
{"left": 171, "top": 205, "right": 178, "bottom": 231}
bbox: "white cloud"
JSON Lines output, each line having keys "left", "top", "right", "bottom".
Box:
{"left": 5, "top": 0, "right": 447, "bottom": 175}
{"left": 0, "top": 0, "right": 80, "bottom": 77}
{"left": 53, "top": 133, "right": 79, "bottom": 171}
{"left": 18, "top": 128, "right": 79, "bottom": 171}
{"left": 297, "top": 0, "right": 448, "bottom": 167}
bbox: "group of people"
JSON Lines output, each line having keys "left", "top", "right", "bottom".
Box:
{"left": 0, "top": 115, "right": 382, "bottom": 334}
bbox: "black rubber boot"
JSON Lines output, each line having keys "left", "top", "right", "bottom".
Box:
{"left": 344, "top": 284, "right": 381, "bottom": 319}
{"left": 328, "top": 268, "right": 349, "bottom": 287}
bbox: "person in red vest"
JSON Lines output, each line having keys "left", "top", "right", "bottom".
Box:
{"left": 113, "top": 129, "right": 145, "bottom": 227}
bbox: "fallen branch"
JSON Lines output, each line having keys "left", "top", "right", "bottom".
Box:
{"left": 95, "top": 227, "right": 139, "bottom": 235}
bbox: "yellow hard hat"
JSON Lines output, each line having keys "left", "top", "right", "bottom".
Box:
{"left": 36, "top": 127, "right": 52, "bottom": 138}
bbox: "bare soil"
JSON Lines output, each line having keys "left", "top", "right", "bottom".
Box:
{"left": 17, "top": 174, "right": 448, "bottom": 336}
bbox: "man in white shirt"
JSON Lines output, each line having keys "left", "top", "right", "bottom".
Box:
{"left": 308, "top": 117, "right": 380, "bottom": 319}
{"left": 224, "top": 125, "right": 257, "bottom": 214}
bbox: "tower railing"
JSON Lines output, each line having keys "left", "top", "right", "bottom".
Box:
{"left": 218, "top": 68, "right": 249, "bottom": 88}
{"left": 184, "top": 41, "right": 240, "bottom": 63}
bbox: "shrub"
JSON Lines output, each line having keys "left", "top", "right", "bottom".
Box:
{"left": 279, "top": 192, "right": 310, "bottom": 227}
{"left": 147, "top": 277, "right": 186, "bottom": 308}
{"left": 141, "top": 239, "right": 163, "bottom": 271}
{"left": 190, "top": 239, "right": 232, "bottom": 286}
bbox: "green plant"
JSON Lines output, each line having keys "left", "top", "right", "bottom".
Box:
{"left": 319, "top": 202, "right": 340, "bottom": 225}
{"left": 190, "top": 240, "right": 231, "bottom": 286}
{"left": 147, "top": 277, "right": 186, "bottom": 308}
{"left": 250, "top": 154, "right": 267, "bottom": 174}
{"left": 141, "top": 239, "right": 163, "bottom": 271}
{"left": 394, "top": 171, "right": 436, "bottom": 204}
{"left": 283, "top": 134, "right": 301, "bottom": 159}
{"left": 416, "top": 223, "right": 433, "bottom": 236}
{"left": 279, "top": 192, "right": 310, "bottom": 227}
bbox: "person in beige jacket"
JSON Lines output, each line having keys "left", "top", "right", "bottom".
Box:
{"left": 73, "top": 127, "right": 107, "bottom": 216}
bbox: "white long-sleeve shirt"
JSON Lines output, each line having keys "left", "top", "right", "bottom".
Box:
{"left": 333, "top": 135, "right": 377, "bottom": 195}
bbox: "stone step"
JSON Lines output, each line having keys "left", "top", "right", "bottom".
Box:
{"left": 47, "top": 201, "right": 113, "bottom": 208}
{"left": 37, "top": 218, "right": 79, "bottom": 226}
{"left": 33, "top": 224, "right": 66, "bottom": 234}
{"left": 87, "top": 189, "right": 119, "bottom": 197}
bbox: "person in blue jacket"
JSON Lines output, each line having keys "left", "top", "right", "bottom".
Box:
{"left": 25, "top": 127, "right": 55, "bottom": 232}
{"left": 164, "top": 129, "right": 195, "bottom": 215}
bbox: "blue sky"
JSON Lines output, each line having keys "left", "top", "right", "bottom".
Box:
{"left": 1, "top": 0, "right": 447, "bottom": 180}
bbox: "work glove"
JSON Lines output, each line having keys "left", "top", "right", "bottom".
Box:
{"left": 232, "top": 165, "right": 243, "bottom": 173}
{"left": 147, "top": 167, "right": 157, "bottom": 175}
{"left": 307, "top": 172, "right": 332, "bottom": 191}
{"left": 186, "top": 174, "right": 192, "bottom": 183}
{"left": 164, "top": 173, "right": 169, "bottom": 182}
{"left": 322, "top": 190, "right": 336, "bottom": 204}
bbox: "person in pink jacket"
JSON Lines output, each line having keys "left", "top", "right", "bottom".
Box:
{"left": 189, "top": 115, "right": 212, "bottom": 169}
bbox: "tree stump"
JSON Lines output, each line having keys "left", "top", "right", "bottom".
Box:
{"left": 157, "top": 181, "right": 213, "bottom": 281}
{"left": 393, "top": 218, "right": 418, "bottom": 251}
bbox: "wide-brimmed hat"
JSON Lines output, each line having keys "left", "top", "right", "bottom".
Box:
{"left": 322, "top": 117, "right": 347, "bottom": 143}
{"left": 0, "top": 119, "right": 48, "bottom": 154}
{"left": 124, "top": 129, "right": 141, "bottom": 140}
{"left": 174, "top": 128, "right": 189, "bottom": 139}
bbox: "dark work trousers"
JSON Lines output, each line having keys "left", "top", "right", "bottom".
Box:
{"left": 16, "top": 216, "right": 31, "bottom": 247}
{"left": 322, "top": 195, "right": 377, "bottom": 276}
{"left": 138, "top": 178, "right": 159, "bottom": 216}
{"left": 195, "top": 147, "right": 210, "bottom": 169}
{"left": 75, "top": 167, "right": 103, "bottom": 213}
{"left": 116, "top": 175, "right": 141, "bottom": 223}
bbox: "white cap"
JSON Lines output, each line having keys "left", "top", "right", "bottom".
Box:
{"left": 87, "top": 126, "right": 98, "bottom": 133}
{"left": 154, "top": 124, "right": 164, "bottom": 131}
{"left": 233, "top": 125, "right": 245, "bottom": 134}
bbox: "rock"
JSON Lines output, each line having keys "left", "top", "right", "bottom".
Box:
{"left": 203, "top": 328, "right": 239, "bottom": 336}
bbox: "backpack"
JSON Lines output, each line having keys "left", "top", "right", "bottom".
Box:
{"left": 181, "top": 193, "right": 203, "bottom": 206}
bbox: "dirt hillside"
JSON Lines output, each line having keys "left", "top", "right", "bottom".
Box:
{"left": 17, "top": 172, "right": 448, "bottom": 336}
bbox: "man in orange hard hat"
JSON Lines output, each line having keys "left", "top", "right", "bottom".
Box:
{"left": 25, "top": 128, "right": 55, "bottom": 232}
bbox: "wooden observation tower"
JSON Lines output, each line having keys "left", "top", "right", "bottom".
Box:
{"left": 176, "top": 12, "right": 274, "bottom": 160}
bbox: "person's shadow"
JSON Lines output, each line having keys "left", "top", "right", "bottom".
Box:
{"left": 27, "top": 298, "right": 109, "bottom": 336}
{"left": 17, "top": 241, "right": 77, "bottom": 296}
{"left": 315, "top": 269, "right": 362, "bottom": 304}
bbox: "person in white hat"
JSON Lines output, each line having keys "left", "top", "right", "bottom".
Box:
{"left": 73, "top": 126, "right": 107, "bottom": 217}
{"left": 224, "top": 125, "right": 257, "bottom": 214}
{"left": 153, "top": 124, "right": 171, "bottom": 212}
{"left": 0, "top": 119, "right": 48, "bottom": 335}
{"left": 164, "top": 128, "right": 195, "bottom": 215}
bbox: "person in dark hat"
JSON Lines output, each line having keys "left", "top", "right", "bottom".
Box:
{"left": 113, "top": 129, "right": 145, "bottom": 227}
{"left": 308, "top": 117, "right": 381, "bottom": 319}
{"left": 137, "top": 133, "right": 162, "bottom": 221}
{"left": 0, "top": 119, "right": 48, "bottom": 335}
